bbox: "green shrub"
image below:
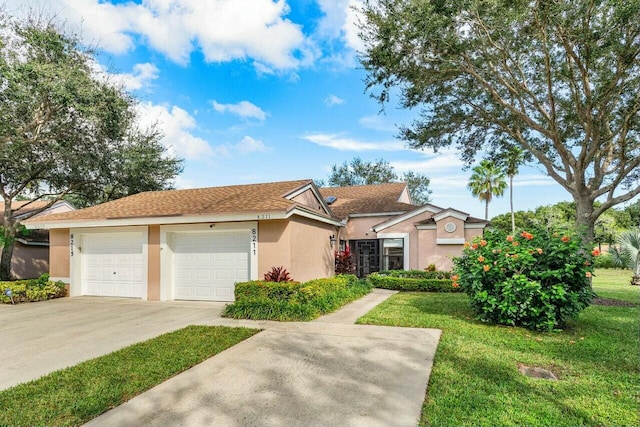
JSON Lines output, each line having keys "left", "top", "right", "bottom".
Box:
{"left": 1, "top": 278, "right": 67, "bottom": 304}
{"left": 367, "top": 273, "right": 457, "bottom": 292}
{"left": 593, "top": 252, "right": 615, "bottom": 268}
{"left": 377, "top": 269, "right": 452, "bottom": 279}
{"left": 453, "top": 228, "right": 596, "bottom": 331}
{"left": 223, "top": 274, "right": 370, "bottom": 321}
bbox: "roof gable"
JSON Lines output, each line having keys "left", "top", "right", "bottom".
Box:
{"left": 371, "top": 204, "right": 443, "bottom": 232}
{"left": 319, "top": 182, "right": 414, "bottom": 219}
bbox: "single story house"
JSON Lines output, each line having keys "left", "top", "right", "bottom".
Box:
{"left": 1, "top": 200, "right": 75, "bottom": 279}
{"left": 25, "top": 179, "right": 486, "bottom": 302}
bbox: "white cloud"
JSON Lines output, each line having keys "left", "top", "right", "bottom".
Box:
{"left": 358, "top": 114, "right": 396, "bottom": 132}
{"left": 302, "top": 133, "right": 405, "bottom": 151}
{"left": 212, "top": 100, "right": 267, "bottom": 121}
{"left": 315, "top": 0, "right": 365, "bottom": 61}
{"left": 107, "top": 63, "right": 159, "bottom": 91}
{"left": 513, "top": 175, "right": 556, "bottom": 187}
{"left": 5, "top": 0, "right": 314, "bottom": 70}
{"left": 324, "top": 94, "right": 345, "bottom": 107}
{"left": 391, "top": 153, "right": 465, "bottom": 173}
{"left": 234, "top": 136, "right": 272, "bottom": 154}
{"left": 135, "top": 102, "right": 215, "bottom": 161}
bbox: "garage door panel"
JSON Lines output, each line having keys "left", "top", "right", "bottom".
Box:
{"left": 172, "top": 231, "right": 249, "bottom": 302}
{"left": 82, "top": 232, "right": 144, "bottom": 298}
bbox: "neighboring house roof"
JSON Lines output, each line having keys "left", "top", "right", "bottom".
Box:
{"left": 319, "top": 183, "right": 415, "bottom": 220}
{"left": 26, "top": 180, "right": 340, "bottom": 228}
{"left": 1, "top": 200, "right": 75, "bottom": 220}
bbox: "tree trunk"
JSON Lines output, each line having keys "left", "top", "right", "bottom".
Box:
{"left": 0, "top": 238, "right": 15, "bottom": 281}
{"left": 1, "top": 198, "right": 16, "bottom": 281}
{"left": 485, "top": 200, "right": 489, "bottom": 220}
{"left": 575, "top": 196, "right": 596, "bottom": 246}
{"left": 510, "top": 175, "right": 515, "bottom": 232}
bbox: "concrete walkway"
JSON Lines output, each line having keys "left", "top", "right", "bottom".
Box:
{"left": 86, "top": 289, "right": 442, "bottom": 427}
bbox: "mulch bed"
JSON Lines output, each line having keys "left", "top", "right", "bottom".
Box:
{"left": 592, "top": 297, "right": 640, "bottom": 307}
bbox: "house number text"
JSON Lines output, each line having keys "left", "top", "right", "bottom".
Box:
{"left": 251, "top": 228, "right": 257, "bottom": 255}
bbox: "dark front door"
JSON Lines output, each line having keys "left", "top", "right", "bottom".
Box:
{"left": 352, "top": 240, "right": 381, "bottom": 278}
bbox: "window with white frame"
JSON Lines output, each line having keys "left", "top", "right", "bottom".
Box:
{"left": 382, "top": 238, "right": 404, "bottom": 270}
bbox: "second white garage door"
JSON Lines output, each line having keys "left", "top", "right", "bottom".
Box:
{"left": 172, "top": 232, "right": 249, "bottom": 301}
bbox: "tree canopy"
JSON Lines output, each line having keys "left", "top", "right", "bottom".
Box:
{"left": 359, "top": 0, "right": 640, "bottom": 241}
{"left": 322, "top": 157, "right": 432, "bottom": 204}
{"left": 490, "top": 200, "right": 639, "bottom": 245}
{"left": 0, "top": 13, "right": 183, "bottom": 279}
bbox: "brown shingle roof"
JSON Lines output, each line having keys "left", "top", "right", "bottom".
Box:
{"left": 319, "top": 183, "right": 414, "bottom": 219}
{"left": 0, "top": 200, "right": 52, "bottom": 217}
{"left": 32, "top": 179, "right": 318, "bottom": 222}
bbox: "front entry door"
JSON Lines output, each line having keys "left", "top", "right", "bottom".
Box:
{"left": 352, "top": 240, "right": 381, "bottom": 278}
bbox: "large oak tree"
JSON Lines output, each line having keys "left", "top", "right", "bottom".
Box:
{"left": 359, "top": 0, "right": 640, "bottom": 242}
{"left": 0, "top": 13, "right": 183, "bottom": 280}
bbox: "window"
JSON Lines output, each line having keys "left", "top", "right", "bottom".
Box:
{"left": 382, "top": 238, "right": 404, "bottom": 270}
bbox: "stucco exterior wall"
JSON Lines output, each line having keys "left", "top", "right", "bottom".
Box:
{"left": 258, "top": 220, "right": 291, "bottom": 278}
{"left": 379, "top": 211, "right": 437, "bottom": 270}
{"left": 288, "top": 216, "right": 336, "bottom": 282}
{"left": 49, "top": 228, "right": 70, "bottom": 279}
{"left": 346, "top": 216, "right": 394, "bottom": 240}
{"left": 291, "top": 189, "right": 325, "bottom": 213}
{"left": 436, "top": 217, "right": 466, "bottom": 240}
{"left": 464, "top": 228, "right": 484, "bottom": 242}
{"left": 147, "top": 225, "right": 161, "bottom": 301}
{"left": 8, "top": 244, "right": 48, "bottom": 279}
{"left": 417, "top": 226, "right": 485, "bottom": 271}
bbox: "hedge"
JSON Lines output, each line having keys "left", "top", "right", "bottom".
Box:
{"left": 1, "top": 274, "right": 67, "bottom": 304}
{"left": 367, "top": 271, "right": 459, "bottom": 292}
{"left": 223, "top": 274, "right": 371, "bottom": 321}
{"left": 376, "top": 270, "right": 452, "bottom": 279}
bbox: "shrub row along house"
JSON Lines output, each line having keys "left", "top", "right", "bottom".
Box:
{"left": 25, "top": 180, "right": 486, "bottom": 302}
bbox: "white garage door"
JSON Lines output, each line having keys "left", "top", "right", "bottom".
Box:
{"left": 172, "top": 232, "right": 249, "bottom": 301}
{"left": 82, "top": 232, "right": 144, "bottom": 298}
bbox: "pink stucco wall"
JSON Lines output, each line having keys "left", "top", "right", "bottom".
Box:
{"left": 49, "top": 228, "right": 70, "bottom": 278}
{"left": 258, "top": 220, "right": 291, "bottom": 277}
{"left": 417, "top": 226, "right": 484, "bottom": 271}
{"left": 258, "top": 217, "right": 336, "bottom": 282}
{"left": 346, "top": 216, "right": 394, "bottom": 240}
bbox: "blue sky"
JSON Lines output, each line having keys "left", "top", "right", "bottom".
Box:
{"left": 6, "top": 0, "right": 590, "bottom": 219}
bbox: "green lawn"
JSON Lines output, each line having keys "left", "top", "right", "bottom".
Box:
{"left": 357, "top": 269, "right": 639, "bottom": 427}
{"left": 0, "top": 325, "right": 259, "bottom": 427}
{"left": 592, "top": 269, "right": 640, "bottom": 302}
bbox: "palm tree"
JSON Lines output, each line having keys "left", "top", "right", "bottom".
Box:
{"left": 468, "top": 160, "right": 507, "bottom": 220}
{"left": 498, "top": 147, "right": 528, "bottom": 232}
{"left": 615, "top": 229, "right": 640, "bottom": 286}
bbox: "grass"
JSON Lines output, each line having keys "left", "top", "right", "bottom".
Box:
{"left": 592, "top": 269, "right": 640, "bottom": 302}
{"left": 358, "top": 269, "right": 639, "bottom": 426}
{"left": 0, "top": 325, "right": 259, "bottom": 427}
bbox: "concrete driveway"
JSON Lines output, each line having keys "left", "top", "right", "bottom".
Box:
{"left": 2, "top": 291, "right": 442, "bottom": 427}
{"left": 0, "top": 296, "right": 226, "bottom": 390}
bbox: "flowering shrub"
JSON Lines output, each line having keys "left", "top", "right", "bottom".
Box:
{"left": 453, "top": 228, "right": 596, "bottom": 331}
